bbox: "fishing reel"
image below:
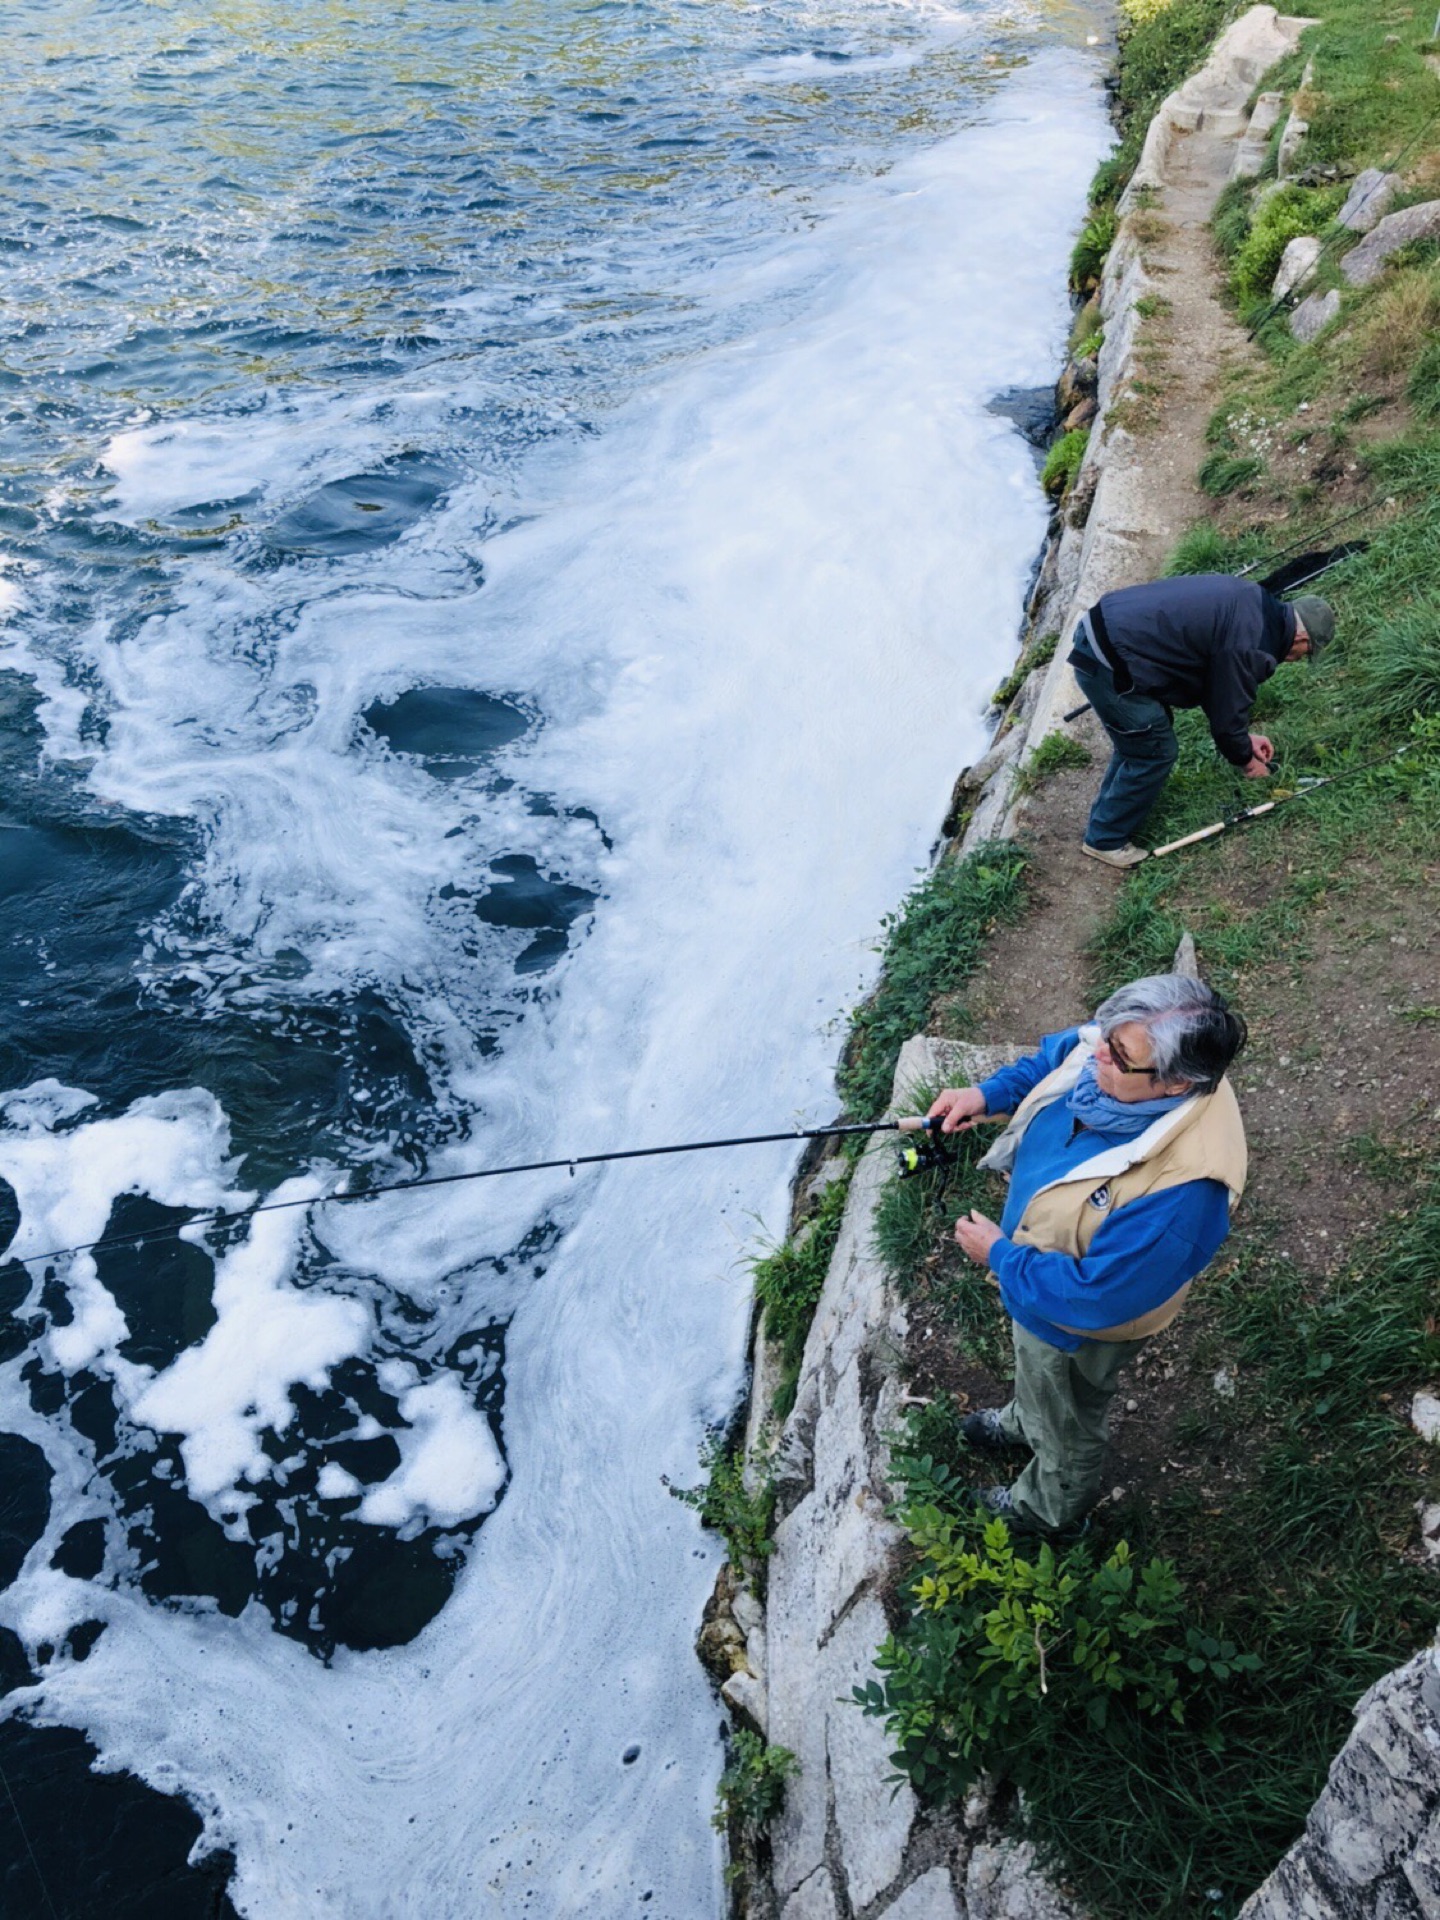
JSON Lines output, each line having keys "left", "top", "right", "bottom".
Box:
{"left": 894, "top": 1115, "right": 956, "bottom": 1180}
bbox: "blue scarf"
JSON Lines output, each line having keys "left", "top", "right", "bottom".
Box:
{"left": 1065, "top": 1058, "right": 1189, "bottom": 1140}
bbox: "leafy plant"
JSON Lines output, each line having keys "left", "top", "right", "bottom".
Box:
{"left": 713, "top": 1728, "right": 799, "bottom": 1833}
{"left": 668, "top": 1433, "right": 775, "bottom": 1591}
{"left": 1041, "top": 427, "right": 1090, "bottom": 499}
{"left": 1070, "top": 210, "right": 1116, "bottom": 294}
{"left": 856, "top": 1505, "right": 1257, "bottom": 1804}
{"left": 1230, "top": 185, "right": 1342, "bottom": 304}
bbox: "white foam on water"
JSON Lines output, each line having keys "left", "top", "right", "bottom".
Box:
{"left": 0, "top": 45, "right": 1110, "bottom": 1919}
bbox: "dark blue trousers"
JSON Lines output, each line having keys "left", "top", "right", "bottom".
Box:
{"left": 1072, "top": 646, "right": 1178, "bottom": 849}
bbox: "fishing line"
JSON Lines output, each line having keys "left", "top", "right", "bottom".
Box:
{"left": 0, "top": 1748, "right": 63, "bottom": 1920}
{"left": 1148, "top": 744, "right": 1410, "bottom": 859}
{"left": 4, "top": 1117, "right": 934, "bottom": 1274}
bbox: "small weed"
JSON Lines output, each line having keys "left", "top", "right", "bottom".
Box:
{"left": 1198, "top": 452, "right": 1263, "bottom": 496}
{"left": 753, "top": 1169, "right": 852, "bottom": 1417}
{"left": 991, "top": 631, "right": 1058, "bottom": 711}
{"left": 1070, "top": 209, "right": 1117, "bottom": 295}
{"left": 1041, "top": 427, "right": 1090, "bottom": 499}
{"left": 1135, "top": 292, "right": 1173, "bottom": 320}
{"left": 714, "top": 1728, "right": 799, "bottom": 1835}
{"left": 668, "top": 1432, "right": 776, "bottom": 1593}
{"left": 1015, "top": 731, "right": 1091, "bottom": 795}
{"left": 839, "top": 842, "right": 1028, "bottom": 1121}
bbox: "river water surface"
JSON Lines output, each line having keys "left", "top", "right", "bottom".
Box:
{"left": 0, "top": 1, "right": 1108, "bottom": 1912}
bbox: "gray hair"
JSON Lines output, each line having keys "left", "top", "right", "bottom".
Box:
{"left": 1094, "top": 973, "right": 1247, "bottom": 1094}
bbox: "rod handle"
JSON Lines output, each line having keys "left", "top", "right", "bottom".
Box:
{"left": 1150, "top": 819, "right": 1229, "bottom": 858}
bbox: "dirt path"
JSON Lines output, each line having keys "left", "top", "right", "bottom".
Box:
{"left": 966, "top": 119, "right": 1260, "bottom": 1040}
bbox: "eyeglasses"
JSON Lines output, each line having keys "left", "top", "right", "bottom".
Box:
{"left": 1099, "top": 1033, "right": 1160, "bottom": 1078}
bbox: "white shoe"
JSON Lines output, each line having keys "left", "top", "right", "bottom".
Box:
{"left": 1081, "top": 840, "right": 1149, "bottom": 869}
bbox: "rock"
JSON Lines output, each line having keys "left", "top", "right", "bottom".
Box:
{"left": 1238, "top": 1636, "right": 1440, "bottom": 1918}
{"left": 881, "top": 1866, "right": 963, "bottom": 1919}
{"left": 803, "top": 1156, "right": 849, "bottom": 1211}
{"left": 1233, "top": 90, "right": 1287, "bottom": 180}
{"left": 722, "top": 1668, "right": 768, "bottom": 1738}
{"left": 1291, "top": 288, "right": 1340, "bottom": 343}
{"left": 782, "top": 1867, "right": 840, "bottom": 1920}
{"left": 1277, "top": 110, "right": 1309, "bottom": 179}
{"left": 1213, "top": 1366, "right": 1238, "bottom": 1400}
{"left": 1171, "top": 930, "right": 1200, "bottom": 977}
{"left": 1416, "top": 1502, "right": 1440, "bottom": 1564}
{"left": 697, "top": 1611, "right": 748, "bottom": 1681}
{"left": 1056, "top": 357, "right": 1098, "bottom": 414}
{"left": 732, "top": 1584, "right": 764, "bottom": 1637}
{"left": 1411, "top": 1391, "right": 1440, "bottom": 1444}
{"left": 1062, "top": 397, "right": 1098, "bottom": 433}
{"left": 1273, "top": 234, "right": 1322, "bottom": 300}
{"left": 967, "top": 1839, "right": 1087, "bottom": 1920}
{"left": 1338, "top": 168, "right": 1403, "bottom": 234}
{"left": 1342, "top": 200, "right": 1440, "bottom": 288}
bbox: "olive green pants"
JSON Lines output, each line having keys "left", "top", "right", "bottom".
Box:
{"left": 996, "top": 1322, "right": 1149, "bottom": 1531}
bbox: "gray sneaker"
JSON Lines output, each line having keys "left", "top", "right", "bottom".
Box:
{"left": 961, "top": 1409, "right": 1028, "bottom": 1454}
{"left": 1081, "top": 840, "right": 1149, "bottom": 869}
{"left": 970, "top": 1486, "right": 1090, "bottom": 1541}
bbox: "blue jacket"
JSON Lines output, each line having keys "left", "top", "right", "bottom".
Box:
{"left": 976, "top": 1029, "right": 1231, "bottom": 1352}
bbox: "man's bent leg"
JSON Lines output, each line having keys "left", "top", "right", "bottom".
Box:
{"left": 1004, "top": 1325, "right": 1146, "bottom": 1532}
{"left": 1073, "top": 661, "right": 1179, "bottom": 850}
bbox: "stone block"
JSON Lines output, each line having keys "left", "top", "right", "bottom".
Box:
{"left": 827, "top": 1593, "right": 917, "bottom": 1910}
{"left": 1278, "top": 112, "right": 1309, "bottom": 178}
{"left": 1233, "top": 91, "right": 1286, "bottom": 179}
{"left": 1274, "top": 234, "right": 1322, "bottom": 300}
{"left": 782, "top": 1866, "right": 840, "bottom": 1920}
{"left": 1291, "top": 288, "right": 1340, "bottom": 343}
{"left": 1339, "top": 168, "right": 1403, "bottom": 234}
{"left": 721, "top": 1668, "right": 767, "bottom": 1738}
{"left": 879, "top": 1865, "right": 963, "bottom": 1919}
{"left": 1411, "top": 1390, "right": 1440, "bottom": 1443}
{"left": 966, "top": 1839, "right": 1086, "bottom": 1920}
{"left": 1342, "top": 201, "right": 1440, "bottom": 288}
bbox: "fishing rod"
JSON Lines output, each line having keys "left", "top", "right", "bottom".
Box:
{"left": 5, "top": 1114, "right": 948, "bottom": 1273}
{"left": 1148, "top": 745, "right": 1407, "bottom": 860}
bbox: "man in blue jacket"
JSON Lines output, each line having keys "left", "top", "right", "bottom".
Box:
{"left": 926, "top": 972, "right": 1248, "bottom": 1536}
{"left": 1071, "top": 574, "right": 1334, "bottom": 868}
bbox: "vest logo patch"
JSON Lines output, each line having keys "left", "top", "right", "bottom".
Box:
{"left": 1088, "top": 1184, "right": 1113, "bottom": 1212}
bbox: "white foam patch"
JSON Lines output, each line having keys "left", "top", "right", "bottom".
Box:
{"left": 132, "top": 1184, "right": 370, "bottom": 1511}
{"left": 357, "top": 1377, "right": 506, "bottom": 1531}
{"left": 2, "top": 45, "right": 1111, "bottom": 1920}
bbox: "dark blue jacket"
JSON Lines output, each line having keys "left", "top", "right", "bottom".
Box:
{"left": 1090, "top": 574, "right": 1295, "bottom": 766}
{"left": 976, "top": 1030, "right": 1231, "bottom": 1352}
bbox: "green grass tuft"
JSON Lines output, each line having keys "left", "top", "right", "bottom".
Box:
{"left": 1041, "top": 427, "right": 1090, "bottom": 499}
{"left": 839, "top": 843, "right": 1028, "bottom": 1122}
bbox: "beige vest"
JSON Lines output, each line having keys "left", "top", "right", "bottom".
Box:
{"left": 978, "top": 1029, "right": 1247, "bottom": 1342}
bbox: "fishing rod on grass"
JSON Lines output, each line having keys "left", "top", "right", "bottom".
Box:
{"left": 8, "top": 1114, "right": 955, "bottom": 1273}
{"left": 1147, "top": 745, "right": 1408, "bottom": 860}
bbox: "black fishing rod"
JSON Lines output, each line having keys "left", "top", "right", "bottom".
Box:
{"left": 1148, "top": 745, "right": 1407, "bottom": 860}
{"left": 7, "top": 1114, "right": 946, "bottom": 1273}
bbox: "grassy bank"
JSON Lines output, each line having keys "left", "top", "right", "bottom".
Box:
{"left": 868, "top": 3, "right": 1440, "bottom": 1915}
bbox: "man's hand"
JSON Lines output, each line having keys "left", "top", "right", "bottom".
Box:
{"left": 927, "top": 1086, "right": 987, "bottom": 1135}
{"left": 954, "top": 1208, "right": 1004, "bottom": 1265}
{"left": 1249, "top": 732, "right": 1274, "bottom": 763}
{"left": 1241, "top": 755, "right": 1272, "bottom": 780}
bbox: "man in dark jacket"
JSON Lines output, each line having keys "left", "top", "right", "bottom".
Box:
{"left": 1070, "top": 575, "right": 1335, "bottom": 868}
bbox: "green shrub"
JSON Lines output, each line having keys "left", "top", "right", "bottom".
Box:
{"left": 668, "top": 1433, "right": 775, "bottom": 1591}
{"left": 856, "top": 1501, "right": 1257, "bottom": 1804}
{"left": 714, "top": 1728, "right": 799, "bottom": 1833}
{"left": 839, "top": 842, "right": 1028, "bottom": 1121}
{"left": 1069, "top": 211, "right": 1116, "bottom": 294}
{"left": 1230, "top": 185, "right": 1342, "bottom": 304}
{"left": 1041, "top": 428, "right": 1090, "bottom": 499}
{"left": 1357, "top": 603, "right": 1440, "bottom": 726}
